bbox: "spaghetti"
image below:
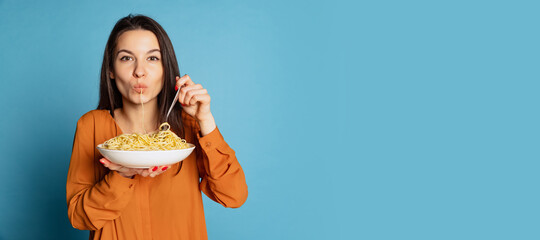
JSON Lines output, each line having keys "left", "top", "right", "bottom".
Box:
{"left": 140, "top": 90, "right": 147, "bottom": 133}
{"left": 102, "top": 122, "right": 189, "bottom": 151}
{"left": 102, "top": 84, "right": 189, "bottom": 151}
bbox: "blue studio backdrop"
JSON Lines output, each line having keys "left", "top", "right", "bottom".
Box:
{"left": 0, "top": 0, "right": 539, "bottom": 239}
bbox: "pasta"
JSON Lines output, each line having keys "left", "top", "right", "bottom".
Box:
{"left": 102, "top": 85, "right": 189, "bottom": 151}
{"left": 102, "top": 122, "right": 189, "bottom": 151}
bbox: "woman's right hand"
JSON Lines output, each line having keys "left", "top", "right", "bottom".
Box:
{"left": 99, "top": 158, "right": 170, "bottom": 178}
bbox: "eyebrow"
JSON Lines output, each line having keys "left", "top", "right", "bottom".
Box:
{"left": 117, "top": 49, "right": 161, "bottom": 55}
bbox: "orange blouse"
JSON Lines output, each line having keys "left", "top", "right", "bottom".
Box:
{"left": 66, "top": 110, "right": 248, "bottom": 240}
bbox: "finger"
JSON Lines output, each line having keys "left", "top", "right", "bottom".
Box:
{"left": 174, "top": 76, "right": 187, "bottom": 91}
{"left": 100, "top": 158, "right": 122, "bottom": 170}
{"left": 139, "top": 169, "right": 151, "bottom": 177}
{"left": 181, "top": 83, "right": 203, "bottom": 91}
{"left": 179, "top": 84, "right": 202, "bottom": 104}
{"left": 150, "top": 165, "right": 171, "bottom": 178}
{"left": 150, "top": 166, "right": 159, "bottom": 172}
{"left": 174, "top": 76, "right": 181, "bottom": 90}
{"left": 180, "top": 85, "right": 204, "bottom": 106}
{"left": 175, "top": 74, "right": 195, "bottom": 90}
{"left": 99, "top": 158, "right": 111, "bottom": 164}
{"left": 181, "top": 74, "right": 194, "bottom": 86}
{"left": 148, "top": 166, "right": 159, "bottom": 178}
{"left": 186, "top": 90, "right": 210, "bottom": 106}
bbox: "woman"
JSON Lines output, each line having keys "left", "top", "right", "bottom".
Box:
{"left": 66, "top": 14, "right": 248, "bottom": 239}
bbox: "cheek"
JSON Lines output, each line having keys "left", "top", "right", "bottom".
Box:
{"left": 115, "top": 80, "right": 130, "bottom": 96}
{"left": 113, "top": 75, "right": 132, "bottom": 94}
{"left": 151, "top": 67, "right": 164, "bottom": 92}
{"left": 153, "top": 80, "right": 164, "bottom": 94}
{"left": 153, "top": 66, "right": 164, "bottom": 78}
{"left": 114, "top": 64, "right": 132, "bottom": 77}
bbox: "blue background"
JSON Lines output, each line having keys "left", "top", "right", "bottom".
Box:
{"left": 0, "top": 0, "right": 538, "bottom": 239}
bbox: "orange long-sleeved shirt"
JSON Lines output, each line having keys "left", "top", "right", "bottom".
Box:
{"left": 66, "top": 110, "right": 248, "bottom": 240}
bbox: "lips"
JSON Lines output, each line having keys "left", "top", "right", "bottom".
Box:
{"left": 133, "top": 84, "right": 148, "bottom": 93}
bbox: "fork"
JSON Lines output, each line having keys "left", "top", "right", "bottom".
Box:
{"left": 161, "top": 87, "right": 181, "bottom": 131}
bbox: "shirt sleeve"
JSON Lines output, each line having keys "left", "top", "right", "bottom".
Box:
{"left": 66, "top": 113, "right": 138, "bottom": 230}
{"left": 196, "top": 126, "right": 248, "bottom": 208}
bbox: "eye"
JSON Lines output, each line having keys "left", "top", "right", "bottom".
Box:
{"left": 148, "top": 56, "right": 160, "bottom": 61}
{"left": 120, "top": 56, "right": 133, "bottom": 61}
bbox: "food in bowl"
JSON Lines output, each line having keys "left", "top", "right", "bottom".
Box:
{"left": 97, "top": 122, "right": 195, "bottom": 168}
{"left": 102, "top": 122, "right": 190, "bottom": 151}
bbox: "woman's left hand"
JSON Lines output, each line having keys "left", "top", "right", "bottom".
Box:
{"left": 175, "top": 75, "right": 212, "bottom": 122}
{"left": 175, "top": 74, "right": 217, "bottom": 136}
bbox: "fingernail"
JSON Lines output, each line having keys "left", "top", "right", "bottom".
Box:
{"left": 152, "top": 166, "right": 158, "bottom": 171}
{"left": 162, "top": 166, "right": 168, "bottom": 171}
{"left": 175, "top": 85, "right": 179, "bottom": 91}
{"left": 181, "top": 104, "right": 186, "bottom": 106}
{"left": 99, "top": 159, "right": 105, "bottom": 164}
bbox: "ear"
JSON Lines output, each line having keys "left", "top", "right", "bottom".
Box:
{"left": 109, "top": 71, "right": 115, "bottom": 79}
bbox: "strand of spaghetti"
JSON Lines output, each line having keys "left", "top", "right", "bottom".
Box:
{"left": 140, "top": 90, "right": 147, "bottom": 134}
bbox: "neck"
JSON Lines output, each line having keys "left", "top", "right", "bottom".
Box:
{"left": 115, "top": 97, "right": 160, "bottom": 134}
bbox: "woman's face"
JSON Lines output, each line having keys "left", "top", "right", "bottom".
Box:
{"left": 110, "top": 30, "right": 164, "bottom": 106}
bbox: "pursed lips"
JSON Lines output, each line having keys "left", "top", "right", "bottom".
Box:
{"left": 133, "top": 84, "right": 148, "bottom": 93}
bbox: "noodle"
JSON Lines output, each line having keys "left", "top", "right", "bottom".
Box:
{"left": 102, "top": 122, "right": 189, "bottom": 151}
{"left": 140, "top": 89, "right": 147, "bottom": 133}
{"left": 102, "top": 85, "right": 189, "bottom": 151}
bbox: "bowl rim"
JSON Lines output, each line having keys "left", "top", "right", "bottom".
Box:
{"left": 96, "top": 143, "right": 196, "bottom": 152}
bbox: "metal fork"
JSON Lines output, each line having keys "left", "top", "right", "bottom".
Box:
{"left": 161, "top": 87, "right": 181, "bottom": 131}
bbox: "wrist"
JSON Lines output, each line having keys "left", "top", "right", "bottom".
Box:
{"left": 198, "top": 115, "right": 216, "bottom": 136}
{"left": 196, "top": 112, "right": 213, "bottom": 122}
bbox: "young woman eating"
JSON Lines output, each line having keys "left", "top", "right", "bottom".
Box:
{"left": 66, "top": 14, "right": 248, "bottom": 240}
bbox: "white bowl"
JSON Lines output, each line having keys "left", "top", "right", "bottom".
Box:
{"left": 96, "top": 143, "right": 196, "bottom": 168}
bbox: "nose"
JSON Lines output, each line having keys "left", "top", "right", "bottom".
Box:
{"left": 133, "top": 60, "right": 146, "bottom": 78}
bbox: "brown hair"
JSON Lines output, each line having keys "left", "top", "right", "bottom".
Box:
{"left": 97, "top": 14, "right": 184, "bottom": 137}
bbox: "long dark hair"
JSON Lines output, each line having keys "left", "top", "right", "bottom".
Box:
{"left": 97, "top": 14, "right": 184, "bottom": 137}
